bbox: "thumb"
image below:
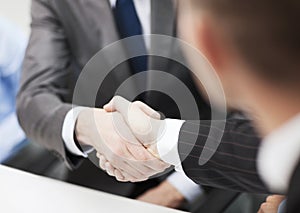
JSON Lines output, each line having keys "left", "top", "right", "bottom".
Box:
{"left": 103, "top": 99, "right": 117, "bottom": 112}
{"left": 103, "top": 96, "right": 131, "bottom": 117}
{"left": 104, "top": 96, "right": 161, "bottom": 119}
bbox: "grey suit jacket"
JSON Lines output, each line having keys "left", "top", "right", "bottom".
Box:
{"left": 17, "top": 0, "right": 209, "bottom": 168}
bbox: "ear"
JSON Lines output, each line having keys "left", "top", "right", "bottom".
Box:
{"left": 194, "top": 16, "right": 227, "bottom": 74}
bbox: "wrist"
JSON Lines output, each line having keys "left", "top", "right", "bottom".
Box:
{"left": 75, "top": 108, "right": 95, "bottom": 147}
{"left": 159, "top": 181, "right": 185, "bottom": 205}
{"left": 156, "top": 119, "right": 184, "bottom": 166}
{"left": 62, "top": 107, "right": 92, "bottom": 157}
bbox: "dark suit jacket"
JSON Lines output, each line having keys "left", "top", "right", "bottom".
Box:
{"left": 286, "top": 158, "right": 300, "bottom": 212}
{"left": 178, "top": 115, "right": 269, "bottom": 194}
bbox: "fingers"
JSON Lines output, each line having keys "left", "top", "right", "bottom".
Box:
{"left": 258, "top": 195, "right": 286, "bottom": 213}
{"left": 98, "top": 153, "right": 131, "bottom": 181}
{"left": 98, "top": 153, "right": 107, "bottom": 171}
{"left": 105, "top": 161, "right": 115, "bottom": 176}
{"left": 98, "top": 153, "right": 115, "bottom": 176}
{"left": 131, "top": 101, "right": 161, "bottom": 119}
{"left": 258, "top": 202, "right": 276, "bottom": 213}
{"left": 113, "top": 161, "right": 148, "bottom": 179}
{"left": 266, "top": 195, "right": 285, "bottom": 203}
{"left": 97, "top": 152, "right": 153, "bottom": 181}
{"left": 104, "top": 96, "right": 149, "bottom": 135}
{"left": 104, "top": 96, "right": 160, "bottom": 135}
{"left": 119, "top": 170, "right": 147, "bottom": 183}
{"left": 114, "top": 169, "right": 125, "bottom": 182}
{"left": 125, "top": 144, "right": 169, "bottom": 171}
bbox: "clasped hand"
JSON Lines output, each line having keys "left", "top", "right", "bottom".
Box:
{"left": 75, "top": 96, "right": 170, "bottom": 182}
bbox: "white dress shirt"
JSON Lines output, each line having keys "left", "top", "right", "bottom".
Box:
{"left": 258, "top": 114, "right": 300, "bottom": 193}
{"left": 62, "top": 0, "right": 202, "bottom": 202}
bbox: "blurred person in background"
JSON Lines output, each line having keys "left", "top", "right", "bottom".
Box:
{"left": 0, "top": 17, "right": 27, "bottom": 163}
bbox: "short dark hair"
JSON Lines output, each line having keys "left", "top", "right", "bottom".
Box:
{"left": 191, "top": 0, "right": 300, "bottom": 88}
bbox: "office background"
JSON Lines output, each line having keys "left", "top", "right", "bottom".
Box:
{"left": 0, "top": 0, "right": 31, "bottom": 35}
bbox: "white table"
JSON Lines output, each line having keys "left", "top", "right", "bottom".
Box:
{"left": 0, "top": 165, "right": 187, "bottom": 213}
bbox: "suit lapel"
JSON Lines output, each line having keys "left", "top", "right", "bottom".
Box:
{"left": 147, "top": 0, "right": 178, "bottom": 89}
{"left": 92, "top": 0, "right": 119, "bottom": 46}
{"left": 151, "top": 0, "right": 177, "bottom": 37}
{"left": 86, "top": 0, "right": 137, "bottom": 95}
{"left": 149, "top": 0, "right": 177, "bottom": 63}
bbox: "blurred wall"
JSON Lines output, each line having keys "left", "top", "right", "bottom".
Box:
{"left": 0, "top": 0, "right": 31, "bottom": 36}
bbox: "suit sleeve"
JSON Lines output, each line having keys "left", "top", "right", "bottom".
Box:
{"left": 16, "top": 0, "right": 81, "bottom": 168}
{"left": 178, "top": 115, "right": 270, "bottom": 194}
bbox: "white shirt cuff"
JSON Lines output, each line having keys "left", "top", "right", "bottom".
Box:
{"left": 167, "top": 172, "right": 204, "bottom": 203}
{"left": 62, "top": 107, "right": 92, "bottom": 157}
{"left": 157, "top": 119, "right": 185, "bottom": 169}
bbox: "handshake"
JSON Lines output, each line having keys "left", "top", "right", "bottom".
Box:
{"left": 75, "top": 96, "right": 171, "bottom": 182}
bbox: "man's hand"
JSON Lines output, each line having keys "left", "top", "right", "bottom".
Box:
{"left": 104, "top": 96, "right": 166, "bottom": 158}
{"left": 257, "top": 195, "right": 286, "bottom": 213}
{"left": 75, "top": 108, "right": 169, "bottom": 182}
{"left": 137, "top": 180, "right": 185, "bottom": 208}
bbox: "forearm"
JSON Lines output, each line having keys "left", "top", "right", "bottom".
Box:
{"left": 16, "top": 0, "right": 78, "bottom": 167}
{"left": 154, "top": 115, "right": 269, "bottom": 193}
{"left": 17, "top": 93, "right": 73, "bottom": 161}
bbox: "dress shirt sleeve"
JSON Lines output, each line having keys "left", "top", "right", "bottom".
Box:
{"left": 167, "top": 171, "right": 204, "bottom": 203}
{"left": 157, "top": 118, "right": 185, "bottom": 170}
{"left": 62, "top": 107, "right": 93, "bottom": 157}
{"left": 155, "top": 119, "right": 204, "bottom": 202}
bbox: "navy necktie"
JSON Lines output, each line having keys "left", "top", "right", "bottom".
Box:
{"left": 113, "top": 0, "right": 148, "bottom": 74}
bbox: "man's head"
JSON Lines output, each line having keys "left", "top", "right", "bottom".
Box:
{"left": 179, "top": 0, "right": 300, "bottom": 113}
